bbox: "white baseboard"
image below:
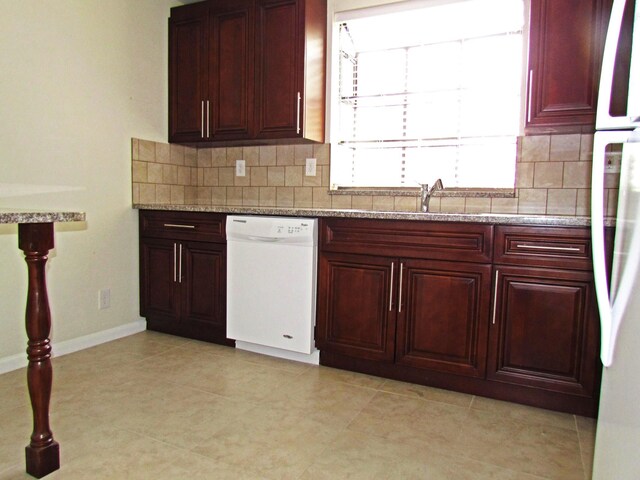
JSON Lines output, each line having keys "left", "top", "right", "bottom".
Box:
{"left": 0, "top": 320, "right": 146, "bottom": 375}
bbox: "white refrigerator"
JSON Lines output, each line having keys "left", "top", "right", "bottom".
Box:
{"left": 591, "top": 0, "right": 640, "bottom": 478}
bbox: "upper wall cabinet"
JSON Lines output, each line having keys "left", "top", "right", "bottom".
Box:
{"left": 168, "top": 0, "right": 326, "bottom": 146}
{"left": 525, "top": 0, "right": 611, "bottom": 134}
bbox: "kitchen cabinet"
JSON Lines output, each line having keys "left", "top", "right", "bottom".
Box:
{"left": 395, "top": 259, "right": 492, "bottom": 378}
{"left": 169, "top": 0, "right": 254, "bottom": 143}
{"left": 139, "top": 210, "right": 232, "bottom": 345}
{"left": 488, "top": 225, "right": 601, "bottom": 411}
{"left": 525, "top": 0, "right": 611, "bottom": 133}
{"left": 316, "top": 219, "right": 493, "bottom": 378}
{"left": 317, "top": 218, "right": 604, "bottom": 416}
{"left": 168, "top": 0, "right": 326, "bottom": 145}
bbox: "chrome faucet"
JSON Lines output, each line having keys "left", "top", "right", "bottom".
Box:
{"left": 420, "top": 179, "right": 444, "bottom": 212}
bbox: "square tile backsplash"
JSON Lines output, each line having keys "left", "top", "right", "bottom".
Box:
{"left": 131, "top": 133, "right": 619, "bottom": 217}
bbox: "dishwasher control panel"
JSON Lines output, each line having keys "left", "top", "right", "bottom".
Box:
{"left": 227, "top": 216, "right": 317, "bottom": 245}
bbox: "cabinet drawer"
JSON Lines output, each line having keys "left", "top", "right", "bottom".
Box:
{"left": 494, "top": 226, "right": 591, "bottom": 270}
{"left": 140, "top": 210, "right": 226, "bottom": 243}
{"left": 320, "top": 218, "right": 493, "bottom": 263}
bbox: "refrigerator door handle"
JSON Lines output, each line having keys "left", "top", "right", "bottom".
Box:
{"left": 592, "top": 129, "right": 640, "bottom": 366}
{"left": 597, "top": 0, "right": 640, "bottom": 130}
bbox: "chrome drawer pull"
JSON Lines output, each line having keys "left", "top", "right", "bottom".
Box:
{"left": 515, "top": 244, "right": 581, "bottom": 252}
{"left": 491, "top": 270, "right": 499, "bottom": 325}
{"left": 389, "top": 262, "right": 394, "bottom": 312}
{"left": 398, "top": 262, "right": 404, "bottom": 313}
{"left": 163, "top": 223, "right": 196, "bottom": 229}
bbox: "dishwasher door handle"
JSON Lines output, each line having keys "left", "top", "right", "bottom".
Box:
{"left": 245, "top": 235, "right": 283, "bottom": 243}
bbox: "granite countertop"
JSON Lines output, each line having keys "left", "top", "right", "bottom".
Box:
{"left": 0, "top": 209, "right": 86, "bottom": 224}
{"left": 134, "top": 203, "right": 613, "bottom": 227}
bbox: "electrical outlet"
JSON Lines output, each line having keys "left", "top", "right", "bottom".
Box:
{"left": 305, "top": 158, "right": 317, "bottom": 176}
{"left": 98, "top": 288, "right": 111, "bottom": 310}
{"left": 235, "top": 159, "right": 246, "bottom": 176}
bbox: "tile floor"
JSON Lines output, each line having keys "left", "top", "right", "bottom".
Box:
{"left": 0, "top": 331, "right": 596, "bottom": 479}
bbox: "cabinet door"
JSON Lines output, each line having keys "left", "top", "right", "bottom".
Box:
{"left": 140, "top": 238, "right": 180, "bottom": 321}
{"left": 169, "top": 2, "right": 210, "bottom": 143}
{"left": 254, "top": 0, "right": 304, "bottom": 139}
{"left": 316, "top": 253, "right": 396, "bottom": 362}
{"left": 181, "top": 241, "right": 226, "bottom": 334}
{"left": 395, "top": 259, "right": 492, "bottom": 377}
{"left": 526, "top": 0, "right": 608, "bottom": 132}
{"left": 488, "top": 265, "right": 601, "bottom": 396}
{"left": 209, "top": 0, "right": 254, "bottom": 140}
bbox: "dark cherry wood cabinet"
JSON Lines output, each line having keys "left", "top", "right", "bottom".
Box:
{"left": 317, "top": 218, "right": 603, "bottom": 416}
{"left": 139, "top": 210, "right": 232, "bottom": 345}
{"left": 169, "top": 0, "right": 254, "bottom": 143}
{"left": 488, "top": 225, "right": 602, "bottom": 414}
{"left": 395, "top": 259, "right": 492, "bottom": 378}
{"left": 168, "top": 0, "right": 326, "bottom": 145}
{"left": 317, "top": 253, "right": 396, "bottom": 362}
{"left": 316, "top": 219, "right": 494, "bottom": 379}
{"left": 525, "top": 0, "right": 611, "bottom": 133}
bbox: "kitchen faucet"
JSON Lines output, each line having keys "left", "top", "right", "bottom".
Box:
{"left": 420, "top": 179, "right": 444, "bottom": 212}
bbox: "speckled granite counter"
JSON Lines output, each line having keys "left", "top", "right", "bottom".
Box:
{"left": 0, "top": 209, "right": 85, "bottom": 224}
{"left": 134, "top": 203, "right": 614, "bottom": 227}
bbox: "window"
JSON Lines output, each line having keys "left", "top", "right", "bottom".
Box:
{"left": 331, "top": 0, "right": 525, "bottom": 189}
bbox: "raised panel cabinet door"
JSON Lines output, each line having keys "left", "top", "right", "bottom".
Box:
{"left": 180, "top": 241, "right": 226, "bottom": 332}
{"left": 140, "top": 238, "right": 180, "bottom": 321}
{"left": 526, "top": 0, "right": 608, "bottom": 132}
{"left": 316, "top": 253, "right": 396, "bottom": 362}
{"left": 488, "top": 266, "right": 601, "bottom": 396}
{"left": 169, "top": 2, "right": 210, "bottom": 142}
{"left": 254, "top": 0, "right": 304, "bottom": 139}
{"left": 395, "top": 259, "right": 492, "bottom": 377}
{"left": 209, "top": 0, "right": 255, "bottom": 140}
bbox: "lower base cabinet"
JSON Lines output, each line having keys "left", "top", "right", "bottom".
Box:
{"left": 316, "top": 219, "right": 603, "bottom": 417}
{"left": 139, "top": 210, "right": 232, "bottom": 346}
{"left": 488, "top": 266, "right": 600, "bottom": 398}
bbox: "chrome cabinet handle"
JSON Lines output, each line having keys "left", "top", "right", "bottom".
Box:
{"left": 398, "top": 263, "right": 404, "bottom": 313}
{"left": 178, "top": 243, "right": 183, "bottom": 283}
{"left": 491, "top": 270, "right": 500, "bottom": 325}
{"left": 515, "top": 244, "right": 580, "bottom": 252}
{"left": 173, "top": 243, "right": 177, "bottom": 282}
{"left": 296, "top": 91, "right": 301, "bottom": 134}
{"left": 163, "top": 223, "right": 196, "bottom": 229}
{"left": 206, "top": 100, "right": 210, "bottom": 138}
{"left": 389, "top": 262, "right": 395, "bottom": 312}
{"left": 201, "top": 100, "right": 205, "bottom": 138}
{"left": 527, "top": 69, "right": 533, "bottom": 123}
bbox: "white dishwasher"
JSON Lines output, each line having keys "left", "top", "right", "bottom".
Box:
{"left": 226, "top": 215, "right": 319, "bottom": 364}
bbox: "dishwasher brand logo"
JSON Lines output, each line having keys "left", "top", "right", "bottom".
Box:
{"left": 233, "top": 219, "right": 247, "bottom": 223}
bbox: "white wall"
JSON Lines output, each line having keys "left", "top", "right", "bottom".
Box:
{"left": 0, "top": 0, "right": 188, "bottom": 366}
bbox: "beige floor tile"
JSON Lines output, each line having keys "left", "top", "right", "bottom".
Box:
{"left": 455, "top": 408, "right": 584, "bottom": 480}
{"left": 347, "top": 391, "right": 470, "bottom": 455}
{"left": 0, "top": 331, "right": 591, "bottom": 480}
{"left": 471, "top": 394, "right": 577, "bottom": 430}
{"left": 0, "top": 370, "right": 29, "bottom": 416}
{"left": 301, "top": 430, "right": 545, "bottom": 480}
{"left": 194, "top": 403, "right": 343, "bottom": 479}
{"left": 380, "top": 378, "right": 474, "bottom": 407}
{"left": 0, "top": 405, "right": 32, "bottom": 475}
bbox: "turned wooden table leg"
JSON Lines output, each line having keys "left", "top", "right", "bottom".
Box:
{"left": 18, "top": 223, "right": 60, "bottom": 479}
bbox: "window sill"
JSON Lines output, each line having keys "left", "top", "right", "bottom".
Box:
{"left": 330, "top": 187, "right": 516, "bottom": 198}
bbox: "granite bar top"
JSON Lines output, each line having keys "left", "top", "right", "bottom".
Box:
{"left": 0, "top": 209, "right": 86, "bottom": 224}
{"left": 134, "top": 204, "right": 614, "bottom": 227}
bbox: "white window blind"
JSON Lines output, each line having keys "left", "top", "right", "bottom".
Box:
{"left": 332, "top": 0, "right": 525, "bottom": 189}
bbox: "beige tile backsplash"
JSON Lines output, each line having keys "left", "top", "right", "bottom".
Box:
{"left": 131, "top": 134, "right": 619, "bottom": 217}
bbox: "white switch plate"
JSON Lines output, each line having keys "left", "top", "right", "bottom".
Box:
{"left": 236, "top": 159, "right": 246, "bottom": 176}
{"left": 305, "top": 158, "right": 317, "bottom": 176}
{"left": 98, "top": 288, "right": 111, "bottom": 310}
